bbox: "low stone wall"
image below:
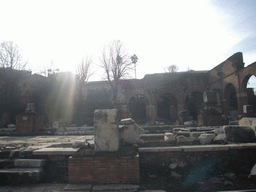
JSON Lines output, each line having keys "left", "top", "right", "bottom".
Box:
{"left": 139, "top": 144, "right": 256, "bottom": 191}
{"left": 68, "top": 155, "right": 140, "bottom": 184}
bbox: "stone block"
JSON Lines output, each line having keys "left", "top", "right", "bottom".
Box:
{"left": 64, "top": 184, "right": 92, "bottom": 191}
{"left": 120, "top": 118, "right": 135, "bottom": 125}
{"left": 94, "top": 109, "right": 119, "bottom": 152}
{"left": 14, "top": 159, "right": 46, "bottom": 168}
{"left": 33, "top": 147, "right": 79, "bottom": 156}
{"left": 190, "top": 132, "right": 205, "bottom": 138}
{"left": 213, "top": 133, "right": 227, "bottom": 144}
{"left": 92, "top": 184, "right": 140, "bottom": 192}
{"left": 0, "top": 159, "right": 14, "bottom": 169}
{"left": 138, "top": 146, "right": 182, "bottom": 152}
{"left": 243, "top": 105, "right": 254, "bottom": 116}
{"left": 198, "top": 134, "right": 216, "bottom": 145}
{"left": 0, "top": 168, "right": 44, "bottom": 183}
{"left": 212, "top": 145, "right": 229, "bottom": 151}
{"left": 173, "top": 128, "right": 182, "bottom": 134}
{"left": 119, "top": 119, "right": 145, "bottom": 144}
{"left": 239, "top": 117, "right": 256, "bottom": 131}
{"left": 237, "top": 143, "right": 256, "bottom": 149}
{"left": 164, "top": 132, "right": 175, "bottom": 142}
{"left": 182, "top": 145, "right": 215, "bottom": 152}
{"left": 176, "top": 132, "right": 190, "bottom": 137}
{"left": 137, "top": 134, "right": 165, "bottom": 143}
{"left": 224, "top": 125, "right": 256, "bottom": 143}
{"left": 176, "top": 135, "right": 194, "bottom": 145}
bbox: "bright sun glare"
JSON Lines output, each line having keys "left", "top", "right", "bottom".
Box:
{"left": 1, "top": 0, "right": 255, "bottom": 81}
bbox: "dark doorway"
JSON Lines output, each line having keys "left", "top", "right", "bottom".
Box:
{"left": 128, "top": 94, "right": 148, "bottom": 124}
{"left": 157, "top": 93, "right": 177, "bottom": 124}
{"left": 184, "top": 91, "right": 203, "bottom": 121}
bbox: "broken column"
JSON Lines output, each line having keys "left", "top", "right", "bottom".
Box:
{"left": 198, "top": 91, "right": 223, "bottom": 126}
{"left": 94, "top": 109, "right": 119, "bottom": 151}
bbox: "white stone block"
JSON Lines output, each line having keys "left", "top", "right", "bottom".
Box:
{"left": 198, "top": 134, "right": 215, "bottom": 145}
{"left": 119, "top": 119, "right": 145, "bottom": 144}
{"left": 164, "top": 132, "right": 175, "bottom": 142}
{"left": 94, "top": 109, "right": 119, "bottom": 151}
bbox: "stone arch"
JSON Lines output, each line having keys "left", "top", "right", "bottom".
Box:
{"left": 128, "top": 94, "right": 149, "bottom": 124}
{"left": 157, "top": 93, "right": 178, "bottom": 124}
{"left": 224, "top": 83, "right": 238, "bottom": 117}
{"left": 241, "top": 74, "right": 256, "bottom": 115}
{"left": 184, "top": 91, "right": 203, "bottom": 120}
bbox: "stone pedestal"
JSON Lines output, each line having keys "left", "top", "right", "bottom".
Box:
{"left": 94, "top": 109, "right": 119, "bottom": 152}
{"left": 16, "top": 113, "right": 44, "bottom": 135}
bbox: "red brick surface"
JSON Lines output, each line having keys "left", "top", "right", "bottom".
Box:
{"left": 198, "top": 114, "right": 222, "bottom": 126}
{"left": 68, "top": 155, "right": 140, "bottom": 184}
{"left": 16, "top": 114, "right": 44, "bottom": 135}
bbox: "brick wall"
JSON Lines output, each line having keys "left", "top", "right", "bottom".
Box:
{"left": 68, "top": 155, "right": 140, "bottom": 184}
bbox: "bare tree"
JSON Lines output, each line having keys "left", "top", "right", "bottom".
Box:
{"left": 0, "top": 41, "right": 27, "bottom": 70}
{"left": 164, "top": 64, "right": 179, "bottom": 73}
{"left": 100, "top": 40, "right": 134, "bottom": 100}
{"left": 75, "top": 56, "right": 93, "bottom": 125}
{"left": 76, "top": 56, "right": 93, "bottom": 83}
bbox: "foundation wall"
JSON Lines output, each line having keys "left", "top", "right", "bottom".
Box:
{"left": 68, "top": 155, "right": 140, "bottom": 184}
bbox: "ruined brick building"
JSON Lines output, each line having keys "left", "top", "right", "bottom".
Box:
{"left": 83, "top": 52, "right": 256, "bottom": 124}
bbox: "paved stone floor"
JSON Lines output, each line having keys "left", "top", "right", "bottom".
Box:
{"left": 0, "top": 183, "right": 166, "bottom": 192}
{"left": 0, "top": 135, "right": 93, "bottom": 146}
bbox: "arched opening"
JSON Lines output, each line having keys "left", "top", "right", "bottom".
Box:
{"left": 157, "top": 93, "right": 178, "bottom": 124}
{"left": 246, "top": 75, "right": 256, "bottom": 115}
{"left": 184, "top": 91, "right": 203, "bottom": 120}
{"left": 128, "top": 94, "right": 148, "bottom": 124}
{"left": 224, "top": 83, "right": 238, "bottom": 117}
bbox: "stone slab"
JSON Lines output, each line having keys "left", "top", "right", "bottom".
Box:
{"left": 139, "top": 147, "right": 182, "bottom": 152}
{"left": 0, "top": 159, "right": 14, "bottom": 168}
{"left": 141, "top": 190, "right": 166, "bottom": 192}
{"left": 0, "top": 168, "right": 43, "bottom": 181}
{"left": 14, "top": 159, "right": 46, "bottom": 168}
{"left": 182, "top": 145, "right": 216, "bottom": 152}
{"left": 237, "top": 143, "right": 256, "bottom": 149}
{"left": 64, "top": 184, "right": 92, "bottom": 191}
{"left": 33, "top": 147, "right": 79, "bottom": 155}
{"left": 212, "top": 145, "right": 229, "bottom": 151}
{"left": 226, "top": 144, "right": 239, "bottom": 150}
{"left": 92, "top": 184, "right": 140, "bottom": 192}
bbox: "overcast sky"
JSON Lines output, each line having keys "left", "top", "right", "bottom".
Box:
{"left": 1, "top": 0, "right": 256, "bottom": 82}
